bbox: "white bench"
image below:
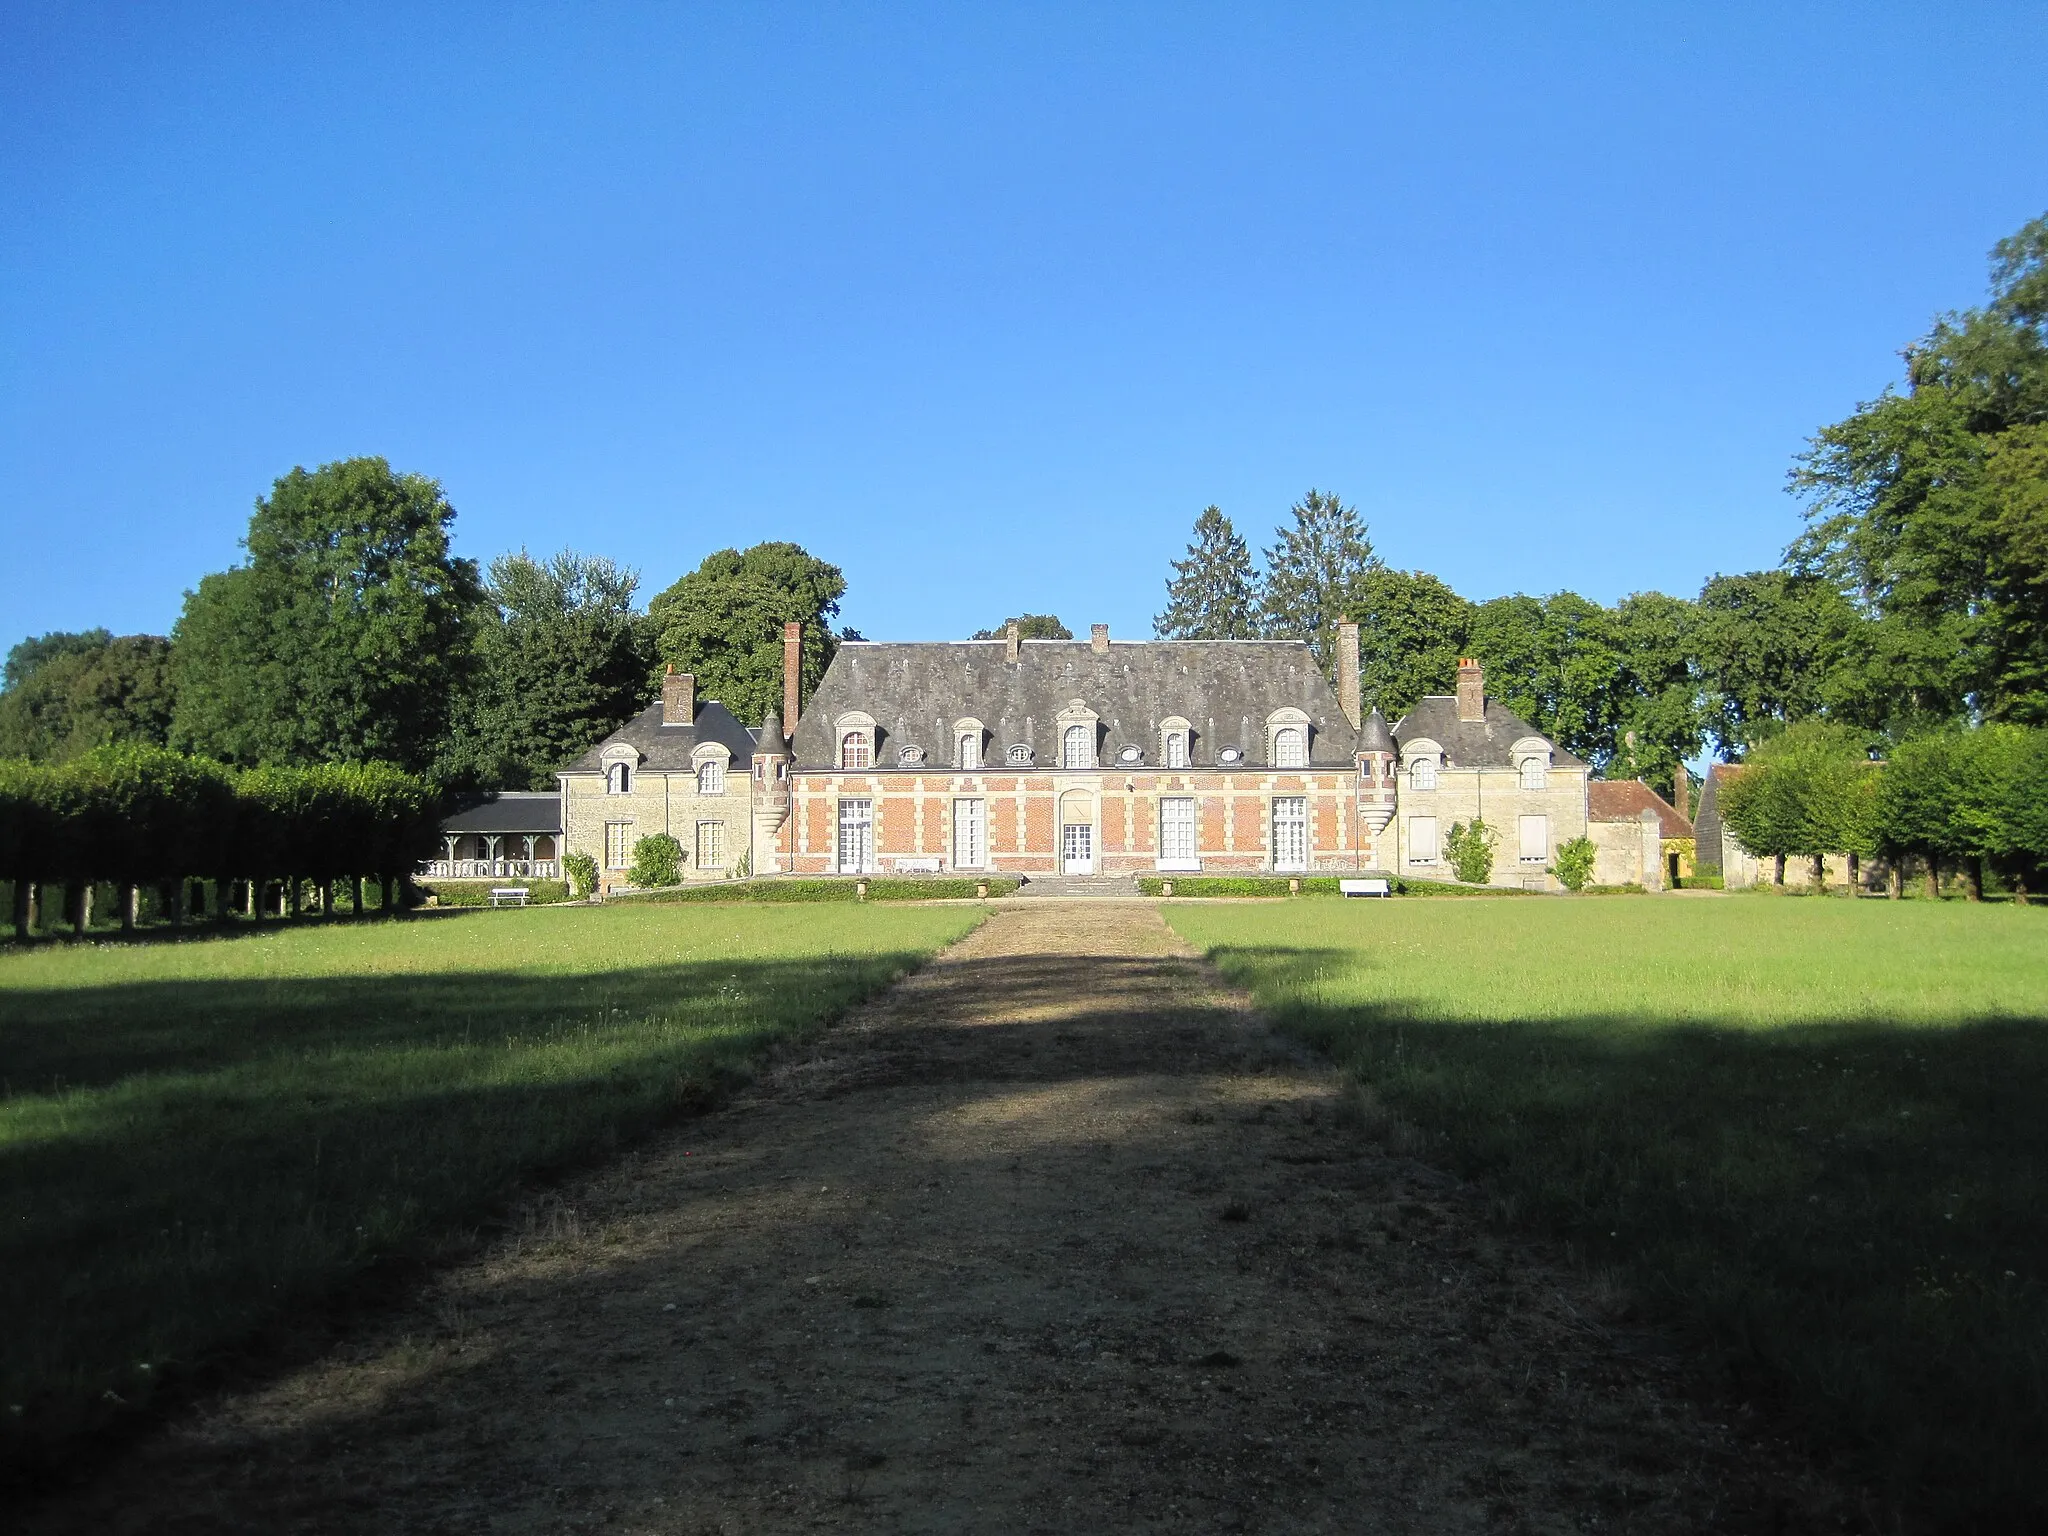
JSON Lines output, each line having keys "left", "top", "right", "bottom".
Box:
{"left": 489, "top": 887, "right": 530, "bottom": 907}
{"left": 891, "top": 857, "right": 943, "bottom": 874}
{"left": 1339, "top": 878, "right": 1391, "bottom": 898}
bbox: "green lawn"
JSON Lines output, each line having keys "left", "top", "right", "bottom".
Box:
{"left": 1165, "top": 896, "right": 2048, "bottom": 1527}
{"left": 0, "top": 903, "right": 980, "bottom": 1476}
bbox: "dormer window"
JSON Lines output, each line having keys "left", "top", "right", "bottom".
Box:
{"left": 1520, "top": 758, "right": 1546, "bottom": 792}
{"left": 898, "top": 744, "right": 926, "bottom": 766}
{"left": 958, "top": 733, "right": 981, "bottom": 769}
{"left": 1411, "top": 759, "right": 1436, "bottom": 791}
{"left": 1273, "top": 726, "right": 1307, "bottom": 768}
{"left": 697, "top": 760, "right": 724, "bottom": 795}
{"left": 1218, "top": 746, "right": 1243, "bottom": 766}
{"left": 606, "top": 763, "right": 632, "bottom": 795}
{"left": 1117, "top": 744, "right": 1143, "bottom": 764}
{"left": 1165, "top": 732, "right": 1188, "bottom": 768}
{"left": 1062, "top": 724, "right": 1093, "bottom": 769}
{"left": 1007, "top": 743, "right": 1033, "bottom": 765}
{"left": 840, "top": 731, "right": 871, "bottom": 769}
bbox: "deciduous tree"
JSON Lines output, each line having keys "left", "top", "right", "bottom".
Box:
{"left": 0, "top": 634, "right": 176, "bottom": 762}
{"left": 647, "top": 542, "right": 844, "bottom": 727}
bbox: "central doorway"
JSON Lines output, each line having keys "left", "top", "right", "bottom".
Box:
{"left": 1061, "top": 822, "right": 1094, "bottom": 875}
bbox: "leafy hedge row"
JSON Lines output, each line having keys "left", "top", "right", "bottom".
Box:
{"left": 0, "top": 745, "right": 439, "bottom": 937}
{"left": 1136, "top": 874, "right": 1534, "bottom": 898}
{"left": 418, "top": 879, "right": 573, "bottom": 907}
{"left": 612, "top": 876, "right": 1018, "bottom": 904}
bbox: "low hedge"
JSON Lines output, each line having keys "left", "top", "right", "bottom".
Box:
{"left": 611, "top": 876, "right": 1019, "bottom": 904}
{"left": 1137, "top": 874, "right": 1533, "bottom": 898}
{"left": 1675, "top": 874, "right": 1725, "bottom": 889}
{"left": 419, "top": 879, "right": 573, "bottom": 907}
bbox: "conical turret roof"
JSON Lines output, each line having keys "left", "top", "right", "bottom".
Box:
{"left": 1359, "top": 706, "right": 1395, "bottom": 753}
{"left": 755, "top": 709, "right": 789, "bottom": 756}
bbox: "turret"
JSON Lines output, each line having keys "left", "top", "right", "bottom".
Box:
{"left": 1355, "top": 705, "right": 1397, "bottom": 872}
{"left": 751, "top": 709, "right": 792, "bottom": 875}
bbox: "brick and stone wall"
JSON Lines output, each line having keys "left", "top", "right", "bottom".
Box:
{"left": 561, "top": 771, "right": 756, "bottom": 893}
{"left": 1390, "top": 766, "right": 1591, "bottom": 889}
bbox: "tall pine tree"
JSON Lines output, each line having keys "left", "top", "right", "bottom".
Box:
{"left": 1258, "top": 489, "right": 1380, "bottom": 667}
{"left": 1154, "top": 507, "right": 1258, "bottom": 639}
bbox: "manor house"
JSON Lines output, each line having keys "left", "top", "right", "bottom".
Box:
{"left": 543, "top": 620, "right": 1652, "bottom": 894}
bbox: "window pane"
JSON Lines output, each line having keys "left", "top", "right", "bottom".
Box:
{"left": 1274, "top": 728, "right": 1306, "bottom": 768}
{"left": 1273, "top": 795, "right": 1308, "bottom": 870}
{"left": 1160, "top": 796, "right": 1197, "bottom": 861}
{"left": 1062, "top": 724, "right": 1091, "bottom": 769}
{"left": 697, "top": 820, "right": 725, "bottom": 868}
{"left": 605, "top": 822, "right": 631, "bottom": 869}
{"left": 1519, "top": 815, "right": 1547, "bottom": 862}
{"left": 1165, "top": 732, "right": 1188, "bottom": 768}
{"left": 837, "top": 798, "right": 873, "bottom": 872}
{"left": 953, "top": 799, "right": 985, "bottom": 868}
{"left": 1521, "top": 761, "right": 1545, "bottom": 791}
{"left": 840, "top": 732, "right": 870, "bottom": 769}
{"left": 1408, "top": 816, "right": 1437, "bottom": 863}
{"left": 699, "top": 761, "right": 723, "bottom": 794}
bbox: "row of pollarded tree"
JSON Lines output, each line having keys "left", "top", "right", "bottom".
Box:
{"left": 1720, "top": 721, "right": 2048, "bottom": 899}
{"left": 0, "top": 745, "right": 441, "bottom": 939}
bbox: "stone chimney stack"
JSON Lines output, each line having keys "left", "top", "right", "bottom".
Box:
{"left": 1091, "top": 623, "right": 1109, "bottom": 655}
{"left": 1672, "top": 761, "right": 1691, "bottom": 820}
{"left": 661, "top": 665, "right": 695, "bottom": 726}
{"left": 1335, "top": 618, "right": 1361, "bottom": 730}
{"left": 782, "top": 622, "right": 802, "bottom": 733}
{"left": 1005, "top": 621, "right": 1021, "bottom": 664}
{"left": 1456, "top": 657, "right": 1485, "bottom": 723}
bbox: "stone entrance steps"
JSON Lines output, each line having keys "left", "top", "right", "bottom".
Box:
{"left": 1010, "top": 873, "right": 1143, "bottom": 899}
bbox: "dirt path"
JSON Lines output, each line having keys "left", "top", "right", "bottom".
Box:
{"left": 34, "top": 904, "right": 1825, "bottom": 1533}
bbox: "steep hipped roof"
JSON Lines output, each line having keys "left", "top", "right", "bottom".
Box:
{"left": 1587, "top": 779, "right": 1694, "bottom": 837}
{"left": 790, "top": 639, "right": 1359, "bottom": 768}
{"left": 1691, "top": 762, "right": 1742, "bottom": 873}
{"left": 1391, "top": 696, "right": 1586, "bottom": 769}
{"left": 562, "top": 699, "right": 759, "bottom": 774}
{"left": 439, "top": 792, "right": 561, "bottom": 836}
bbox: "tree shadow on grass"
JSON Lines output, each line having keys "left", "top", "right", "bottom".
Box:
{"left": 1203, "top": 941, "right": 2048, "bottom": 1530}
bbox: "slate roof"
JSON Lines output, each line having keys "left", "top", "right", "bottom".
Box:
{"left": 562, "top": 699, "right": 760, "bottom": 774}
{"left": 1690, "top": 763, "right": 1742, "bottom": 874}
{"left": 789, "top": 639, "right": 1360, "bottom": 769}
{"left": 1587, "top": 779, "right": 1694, "bottom": 837}
{"left": 439, "top": 792, "right": 562, "bottom": 835}
{"left": 1391, "top": 696, "right": 1586, "bottom": 769}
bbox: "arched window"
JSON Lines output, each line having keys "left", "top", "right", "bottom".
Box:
{"left": 606, "top": 762, "right": 631, "bottom": 795}
{"left": 958, "top": 732, "right": 980, "bottom": 769}
{"left": 1165, "top": 731, "right": 1188, "bottom": 768}
{"left": 1273, "top": 726, "right": 1307, "bottom": 768}
{"left": 697, "top": 760, "right": 724, "bottom": 795}
{"left": 1062, "top": 724, "right": 1092, "bottom": 769}
{"left": 840, "top": 731, "right": 871, "bottom": 769}
{"left": 1519, "top": 758, "right": 1546, "bottom": 792}
{"left": 1410, "top": 758, "right": 1436, "bottom": 791}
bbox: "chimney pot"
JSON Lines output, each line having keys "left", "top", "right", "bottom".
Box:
{"left": 662, "top": 668, "right": 695, "bottom": 726}
{"left": 1335, "top": 618, "right": 1361, "bottom": 731}
{"left": 782, "top": 621, "right": 802, "bottom": 733}
{"left": 1456, "top": 657, "right": 1484, "bottom": 723}
{"left": 1091, "top": 623, "right": 1109, "bottom": 654}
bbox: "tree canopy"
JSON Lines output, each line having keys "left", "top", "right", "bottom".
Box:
{"left": 646, "top": 542, "right": 844, "bottom": 727}
{"left": 0, "top": 633, "right": 176, "bottom": 763}
{"left": 169, "top": 457, "right": 481, "bottom": 774}
{"left": 1259, "top": 489, "right": 1380, "bottom": 666}
{"left": 439, "top": 550, "right": 651, "bottom": 790}
{"left": 1154, "top": 507, "right": 1259, "bottom": 639}
{"left": 972, "top": 615, "right": 1072, "bottom": 640}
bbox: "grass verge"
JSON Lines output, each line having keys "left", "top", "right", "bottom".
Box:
{"left": 1163, "top": 898, "right": 2048, "bottom": 1528}
{"left": 0, "top": 901, "right": 980, "bottom": 1479}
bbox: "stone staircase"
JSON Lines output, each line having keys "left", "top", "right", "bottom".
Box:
{"left": 1009, "top": 873, "right": 1144, "bottom": 899}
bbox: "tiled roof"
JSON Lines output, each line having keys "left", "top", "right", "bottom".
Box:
{"left": 1587, "top": 779, "right": 1694, "bottom": 837}
{"left": 561, "top": 699, "right": 760, "bottom": 774}
{"left": 439, "top": 792, "right": 562, "bottom": 835}
{"left": 789, "top": 639, "right": 1360, "bottom": 769}
{"left": 1391, "top": 696, "right": 1585, "bottom": 769}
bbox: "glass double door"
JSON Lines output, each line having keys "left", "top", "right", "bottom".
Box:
{"left": 1061, "top": 821, "right": 1094, "bottom": 875}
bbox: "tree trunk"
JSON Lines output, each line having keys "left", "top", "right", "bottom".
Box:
{"left": 1811, "top": 854, "right": 1826, "bottom": 892}
{"left": 120, "top": 883, "right": 138, "bottom": 933}
{"left": 352, "top": 875, "right": 366, "bottom": 918}
{"left": 216, "top": 877, "right": 235, "bottom": 925}
{"left": 12, "top": 880, "right": 28, "bottom": 942}
{"left": 1846, "top": 852, "right": 1860, "bottom": 894}
{"left": 1773, "top": 854, "right": 1786, "bottom": 885}
{"left": 244, "top": 879, "right": 257, "bottom": 919}
{"left": 161, "top": 880, "right": 182, "bottom": 927}
{"left": 26, "top": 883, "right": 39, "bottom": 934}
{"left": 2013, "top": 868, "right": 2030, "bottom": 907}
{"left": 286, "top": 877, "right": 300, "bottom": 921}
{"left": 381, "top": 874, "right": 396, "bottom": 914}
{"left": 1964, "top": 858, "right": 1983, "bottom": 902}
{"left": 1888, "top": 861, "right": 1903, "bottom": 900}
{"left": 69, "top": 881, "right": 89, "bottom": 938}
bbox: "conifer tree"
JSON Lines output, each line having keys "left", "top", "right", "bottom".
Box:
{"left": 1258, "top": 489, "right": 1380, "bottom": 666}
{"left": 1154, "top": 507, "right": 1258, "bottom": 639}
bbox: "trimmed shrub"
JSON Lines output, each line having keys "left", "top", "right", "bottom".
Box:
{"left": 1137, "top": 874, "right": 1531, "bottom": 898}
{"left": 1549, "top": 836, "right": 1598, "bottom": 892}
{"left": 612, "top": 876, "right": 1017, "bottom": 904}
{"left": 419, "top": 880, "right": 572, "bottom": 907}
{"left": 562, "top": 851, "right": 597, "bottom": 898}
{"left": 1444, "top": 819, "right": 1500, "bottom": 885}
{"left": 627, "top": 833, "right": 684, "bottom": 889}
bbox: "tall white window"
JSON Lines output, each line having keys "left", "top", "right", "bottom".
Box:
{"left": 1272, "top": 796, "right": 1308, "bottom": 871}
{"left": 1410, "top": 758, "right": 1436, "bottom": 791}
{"left": 839, "top": 732, "right": 870, "bottom": 769}
{"left": 1273, "top": 727, "right": 1307, "bottom": 768}
{"left": 697, "top": 760, "right": 724, "bottom": 795}
{"left": 604, "top": 821, "right": 631, "bottom": 869}
{"left": 696, "top": 820, "right": 725, "bottom": 869}
{"left": 1518, "top": 814, "right": 1548, "bottom": 864}
{"left": 1062, "top": 724, "right": 1092, "bottom": 769}
{"left": 952, "top": 798, "right": 986, "bottom": 869}
{"left": 606, "top": 762, "right": 631, "bottom": 795}
{"left": 837, "top": 798, "right": 874, "bottom": 873}
{"left": 1159, "top": 796, "right": 1198, "bottom": 867}
{"left": 1520, "top": 758, "right": 1546, "bottom": 791}
{"left": 1407, "top": 815, "right": 1438, "bottom": 864}
{"left": 1165, "top": 731, "right": 1189, "bottom": 768}
{"left": 958, "top": 732, "right": 981, "bottom": 769}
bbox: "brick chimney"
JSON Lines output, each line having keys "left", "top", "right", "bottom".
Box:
{"left": 1672, "top": 761, "right": 1691, "bottom": 820}
{"left": 662, "top": 665, "right": 695, "bottom": 726}
{"left": 1090, "top": 623, "right": 1109, "bottom": 655}
{"left": 1335, "top": 618, "right": 1361, "bottom": 730}
{"left": 782, "top": 622, "right": 803, "bottom": 732}
{"left": 1456, "top": 657, "right": 1484, "bottom": 723}
{"left": 1005, "top": 621, "right": 1021, "bottom": 664}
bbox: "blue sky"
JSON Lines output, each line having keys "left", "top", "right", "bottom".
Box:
{"left": 3, "top": 3, "right": 2043, "bottom": 647}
